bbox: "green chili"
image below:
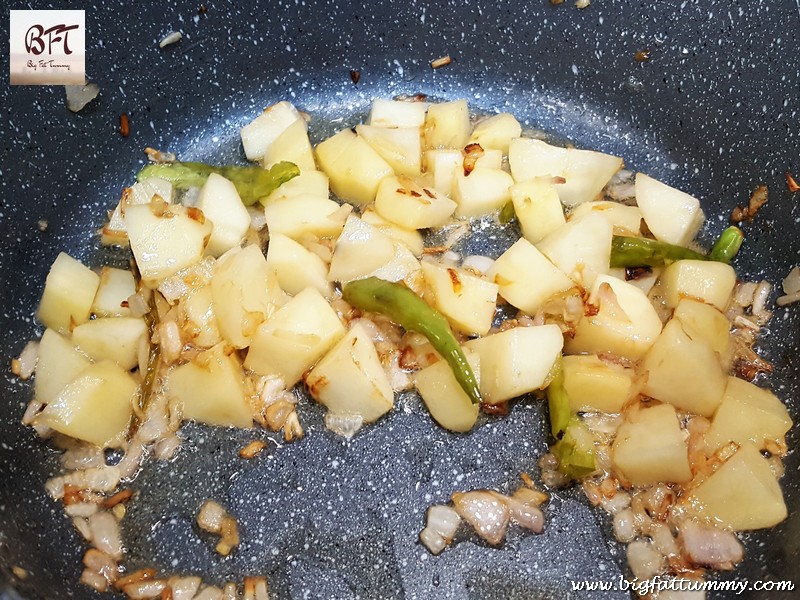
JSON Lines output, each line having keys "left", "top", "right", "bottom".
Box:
{"left": 610, "top": 235, "right": 707, "bottom": 268}
{"left": 708, "top": 226, "right": 744, "bottom": 264}
{"left": 546, "top": 357, "right": 571, "bottom": 438}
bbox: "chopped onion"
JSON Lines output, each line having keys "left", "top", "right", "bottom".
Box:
{"left": 197, "top": 499, "right": 226, "bottom": 533}
{"left": 419, "top": 527, "right": 447, "bottom": 555}
{"left": 61, "top": 444, "right": 106, "bottom": 470}
{"left": 751, "top": 280, "right": 772, "bottom": 317}
{"left": 679, "top": 520, "right": 743, "bottom": 569}
{"left": 159, "top": 31, "right": 183, "bottom": 48}
{"left": 452, "top": 490, "right": 510, "bottom": 546}
{"left": 21, "top": 399, "right": 45, "bottom": 426}
{"left": 123, "top": 579, "right": 167, "bottom": 599}
{"left": 167, "top": 576, "right": 202, "bottom": 600}
{"left": 83, "top": 548, "right": 117, "bottom": 583}
{"left": 13, "top": 341, "right": 38, "bottom": 380}
{"left": 193, "top": 586, "right": 224, "bottom": 600}
{"left": 461, "top": 254, "right": 494, "bottom": 275}
{"left": 153, "top": 434, "right": 182, "bottom": 461}
{"left": 613, "top": 509, "right": 637, "bottom": 543}
{"left": 248, "top": 206, "right": 268, "bottom": 231}
{"left": 80, "top": 568, "right": 109, "bottom": 592}
{"left": 65, "top": 502, "right": 99, "bottom": 518}
{"left": 126, "top": 290, "right": 151, "bottom": 318}
{"left": 426, "top": 505, "right": 461, "bottom": 541}
{"left": 65, "top": 83, "right": 100, "bottom": 113}
{"left": 47, "top": 466, "right": 122, "bottom": 499}
{"left": 502, "top": 492, "right": 544, "bottom": 533}
{"left": 89, "top": 511, "right": 123, "bottom": 559}
{"left": 627, "top": 539, "right": 664, "bottom": 581}
{"left": 223, "top": 582, "right": 238, "bottom": 600}
{"left": 776, "top": 290, "right": 800, "bottom": 306}
{"left": 324, "top": 412, "right": 363, "bottom": 439}
{"left": 733, "top": 281, "right": 758, "bottom": 307}
{"left": 649, "top": 522, "right": 679, "bottom": 559}
{"left": 72, "top": 516, "right": 93, "bottom": 541}
{"left": 782, "top": 266, "right": 800, "bottom": 294}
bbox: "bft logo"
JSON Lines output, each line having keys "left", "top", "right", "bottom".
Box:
{"left": 10, "top": 10, "right": 86, "bottom": 85}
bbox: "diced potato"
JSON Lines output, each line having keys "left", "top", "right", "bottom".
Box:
{"left": 569, "top": 201, "right": 643, "bottom": 236}
{"left": 167, "top": 343, "right": 252, "bottom": 428}
{"left": 688, "top": 442, "right": 787, "bottom": 530}
{"left": 102, "top": 178, "right": 174, "bottom": 246}
{"left": 368, "top": 99, "right": 427, "bottom": 128}
{"left": 36, "top": 360, "right": 137, "bottom": 448}
{"left": 240, "top": 101, "right": 301, "bottom": 161}
{"left": 469, "top": 113, "right": 522, "bottom": 154}
{"left": 72, "top": 317, "right": 147, "bottom": 371}
{"left": 264, "top": 195, "right": 349, "bottom": 241}
{"left": 37, "top": 252, "right": 101, "bottom": 334}
{"left": 305, "top": 323, "right": 394, "bottom": 423}
{"left": 566, "top": 275, "right": 663, "bottom": 361}
{"left": 327, "top": 216, "right": 394, "bottom": 283}
{"left": 125, "top": 202, "right": 211, "bottom": 288}
{"left": 611, "top": 403, "right": 692, "bottom": 485}
{"left": 263, "top": 171, "right": 329, "bottom": 205}
{"left": 315, "top": 129, "right": 393, "bottom": 206}
{"left": 672, "top": 299, "right": 730, "bottom": 356}
{"left": 421, "top": 262, "right": 498, "bottom": 336}
{"left": 608, "top": 266, "right": 661, "bottom": 296}
{"left": 262, "top": 118, "right": 316, "bottom": 172}
{"left": 473, "top": 148, "right": 503, "bottom": 170}
{"left": 34, "top": 328, "right": 91, "bottom": 404}
{"left": 537, "top": 212, "right": 612, "bottom": 288}
{"left": 424, "top": 149, "right": 462, "bottom": 197}
{"left": 660, "top": 260, "right": 736, "bottom": 311}
{"left": 452, "top": 168, "right": 514, "bottom": 217}
{"left": 374, "top": 175, "right": 456, "bottom": 229}
{"left": 91, "top": 267, "right": 135, "bottom": 318}
{"left": 639, "top": 319, "right": 726, "bottom": 417}
{"left": 369, "top": 242, "right": 422, "bottom": 285}
{"left": 414, "top": 350, "right": 481, "bottom": 432}
{"left": 508, "top": 138, "right": 623, "bottom": 206}
{"left": 361, "top": 208, "right": 424, "bottom": 256}
{"left": 244, "top": 287, "right": 345, "bottom": 386}
{"left": 509, "top": 179, "right": 566, "bottom": 244}
{"left": 424, "top": 100, "right": 470, "bottom": 149}
{"left": 485, "top": 238, "right": 575, "bottom": 314}
{"left": 211, "top": 245, "right": 286, "bottom": 348}
{"left": 266, "top": 233, "right": 332, "bottom": 298}
{"left": 181, "top": 285, "right": 222, "bottom": 348}
{"left": 562, "top": 354, "right": 637, "bottom": 413}
{"left": 196, "top": 173, "right": 251, "bottom": 257}
{"left": 706, "top": 377, "right": 792, "bottom": 452}
{"left": 464, "top": 324, "right": 564, "bottom": 404}
{"left": 635, "top": 173, "right": 704, "bottom": 246}
{"left": 355, "top": 125, "right": 422, "bottom": 176}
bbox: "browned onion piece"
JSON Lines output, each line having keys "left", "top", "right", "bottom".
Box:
{"left": 452, "top": 490, "right": 510, "bottom": 546}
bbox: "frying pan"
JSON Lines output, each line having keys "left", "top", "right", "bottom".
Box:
{"left": 1, "top": 1, "right": 799, "bottom": 598}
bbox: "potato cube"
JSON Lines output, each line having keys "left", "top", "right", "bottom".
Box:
{"left": 91, "top": 267, "right": 135, "bottom": 318}
{"left": 244, "top": 287, "right": 345, "bottom": 386}
{"left": 611, "top": 403, "right": 692, "bottom": 485}
{"left": 355, "top": 125, "right": 422, "bottom": 176}
{"left": 240, "top": 101, "right": 301, "bottom": 161}
{"left": 37, "top": 253, "right": 100, "bottom": 334}
{"left": 34, "top": 328, "right": 91, "bottom": 404}
{"left": 368, "top": 242, "right": 422, "bottom": 285}
{"left": 37, "top": 360, "right": 137, "bottom": 448}
{"left": 640, "top": 319, "right": 726, "bottom": 417}
{"left": 537, "top": 212, "right": 612, "bottom": 288}
{"left": 167, "top": 343, "right": 252, "bottom": 428}
{"left": 562, "top": 354, "right": 637, "bottom": 413}
{"left": 706, "top": 377, "right": 792, "bottom": 452}
{"left": 569, "top": 201, "right": 643, "bottom": 236}
{"left": 424, "top": 100, "right": 470, "bottom": 149}
{"left": 368, "top": 99, "right": 427, "bottom": 128}
{"left": 196, "top": 173, "right": 251, "bottom": 257}
{"left": 635, "top": 173, "right": 704, "bottom": 246}
{"left": 414, "top": 350, "right": 481, "bottom": 432}
{"left": 315, "top": 129, "right": 393, "bottom": 206}
{"left": 102, "top": 178, "right": 175, "bottom": 247}
{"left": 688, "top": 443, "right": 787, "bottom": 530}
{"left": 266, "top": 233, "right": 332, "bottom": 298}
{"left": 264, "top": 195, "right": 348, "bottom": 241}
{"left": 510, "top": 179, "right": 566, "bottom": 244}
{"left": 327, "top": 215, "right": 394, "bottom": 283}
{"left": 485, "top": 238, "right": 574, "bottom": 314}
{"left": 660, "top": 259, "right": 736, "bottom": 311}
{"left": 262, "top": 118, "right": 317, "bottom": 172}
{"left": 424, "top": 149, "right": 462, "bottom": 197}
{"left": 375, "top": 175, "right": 456, "bottom": 229}
{"left": 465, "top": 324, "right": 564, "bottom": 404}
{"left": 262, "top": 171, "right": 329, "bottom": 205}
{"left": 361, "top": 208, "right": 424, "bottom": 256}
{"left": 72, "top": 317, "right": 148, "bottom": 371}
{"left": 452, "top": 168, "right": 514, "bottom": 217}
{"left": 672, "top": 298, "right": 730, "bottom": 356}
{"left": 469, "top": 113, "right": 522, "bottom": 154}
{"left": 181, "top": 285, "right": 222, "bottom": 348}
{"left": 305, "top": 323, "right": 394, "bottom": 423}
{"left": 473, "top": 148, "right": 503, "bottom": 170}
{"left": 421, "top": 262, "right": 498, "bottom": 336}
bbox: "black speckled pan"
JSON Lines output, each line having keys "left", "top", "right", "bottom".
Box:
{"left": 1, "top": 1, "right": 799, "bottom": 598}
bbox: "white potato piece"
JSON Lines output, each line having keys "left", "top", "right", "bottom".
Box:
{"left": 508, "top": 138, "right": 623, "bottom": 206}
{"left": 264, "top": 195, "right": 348, "bottom": 241}
{"left": 569, "top": 200, "right": 643, "bottom": 236}
{"left": 356, "top": 124, "right": 422, "bottom": 176}
{"left": 375, "top": 175, "right": 456, "bottom": 229}
{"left": 566, "top": 274, "right": 663, "bottom": 361}
{"left": 315, "top": 129, "right": 393, "bottom": 206}
{"left": 305, "top": 323, "right": 394, "bottom": 423}
{"left": 608, "top": 266, "right": 661, "bottom": 296}
{"left": 510, "top": 179, "right": 566, "bottom": 244}
{"left": 34, "top": 328, "right": 91, "bottom": 405}
{"left": 660, "top": 260, "right": 736, "bottom": 311}
{"left": 37, "top": 360, "right": 137, "bottom": 448}
{"left": 211, "top": 245, "right": 286, "bottom": 348}
{"left": 635, "top": 173, "right": 704, "bottom": 246}
{"left": 361, "top": 208, "right": 424, "bottom": 256}
{"left": 672, "top": 298, "right": 730, "bottom": 356}
{"left": 469, "top": 113, "right": 522, "bottom": 154}
{"left": 473, "top": 148, "right": 503, "bottom": 170}
{"left": 327, "top": 216, "right": 394, "bottom": 283}
{"left": 167, "top": 343, "right": 252, "bottom": 428}
{"left": 91, "top": 267, "right": 135, "bottom": 318}
{"left": 414, "top": 350, "right": 481, "bottom": 432}
{"left": 102, "top": 177, "right": 174, "bottom": 246}
{"left": 424, "top": 149, "right": 462, "bottom": 197}
{"left": 424, "top": 100, "right": 470, "bottom": 149}
{"left": 369, "top": 242, "right": 422, "bottom": 285}
{"left": 688, "top": 442, "right": 787, "bottom": 530}
{"left": 368, "top": 99, "right": 427, "bottom": 128}
{"left": 562, "top": 354, "right": 637, "bottom": 414}
{"left": 639, "top": 319, "right": 726, "bottom": 417}
{"left": 465, "top": 325, "right": 564, "bottom": 405}
{"left": 196, "top": 173, "right": 251, "bottom": 257}
{"left": 706, "top": 377, "right": 792, "bottom": 452}
{"left": 262, "top": 171, "right": 329, "bottom": 205}
{"left": 245, "top": 287, "right": 345, "bottom": 386}
{"left": 452, "top": 168, "right": 514, "bottom": 217}
{"left": 485, "top": 238, "right": 574, "bottom": 314}
{"left": 421, "top": 262, "right": 498, "bottom": 336}
{"left": 611, "top": 403, "right": 692, "bottom": 486}
{"left": 181, "top": 285, "right": 222, "bottom": 348}
{"left": 262, "top": 118, "right": 316, "bottom": 172}
{"left": 240, "top": 101, "right": 301, "bottom": 161}
{"left": 72, "top": 317, "right": 148, "bottom": 371}
{"left": 37, "top": 253, "right": 100, "bottom": 334}
{"left": 266, "top": 233, "right": 333, "bottom": 298}
{"left": 537, "top": 212, "right": 612, "bottom": 288}
{"left": 125, "top": 202, "right": 211, "bottom": 288}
